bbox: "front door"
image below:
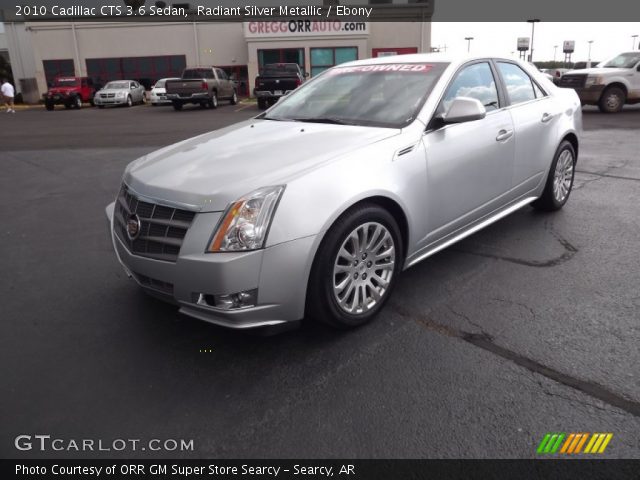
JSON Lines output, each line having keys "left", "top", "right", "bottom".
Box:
{"left": 422, "top": 61, "right": 515, "bottom": 244}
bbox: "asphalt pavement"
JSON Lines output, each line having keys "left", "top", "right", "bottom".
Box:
{"left": 1, "top": 101, "right": 639, "bottom": 459}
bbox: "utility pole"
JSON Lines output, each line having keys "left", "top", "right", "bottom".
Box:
{"left": 633, "top": 35, "right": 639, "bottom": 50}
{"left": 465, "top": 37, "right": 474, "bottom": 53}
{"left": 553, "top": 45, "right": 558, "bottom": 64}
{"left": 527, "top": 19, "right": 540, "bottom": 62}
{"left": 587, "top": 40, "right": 594, "bottom": 68}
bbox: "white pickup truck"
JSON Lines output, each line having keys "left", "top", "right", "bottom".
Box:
{"left": 558, "top": 51, "right": 640, "bottom": 113}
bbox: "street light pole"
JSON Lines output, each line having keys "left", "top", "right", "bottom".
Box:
{"left": 633, "top": 35, "right": 639, "bottom": 50}
{"left": 587, "top": 40, "right": 594, "bottom": 68}
{"left": 465, "top": 37, "right": 474, "bottom": 53}
{"left": 527, "top": 19, "right": 540, "bottom": 62}
{"left": 553, "top": 45, "right": 558, "bottom": 64}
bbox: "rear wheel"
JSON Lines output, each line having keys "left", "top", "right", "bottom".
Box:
{"left": 209, "top": 92, "right": 218, "bottom": 109}
{"left": 532, "top": 140, "right": 576, "bottom": 211}
{"left": 306, "top": 204, "right": 403, "bottom": 329}
{"left": 172, "top": 101, "right": 183, "bottom": 111}
{"left": 257, "top": 98, "right": 267, "bottom": 110}
{"left": 230, "top": 90, "right": 238, "bottom": 105}
{"left": 598, "top": 86, "right": 626, "bottom": 113}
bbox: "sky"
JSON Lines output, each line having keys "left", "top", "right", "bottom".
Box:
{"left": 432, "top": 22, "right": 640, "bottom": 63}
{"left": 2, "top": 21, "right": 639, "bottom": 63}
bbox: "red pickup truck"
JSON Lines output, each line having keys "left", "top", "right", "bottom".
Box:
{"left": 44, "top": 76, "right": 99, "bottom": 110}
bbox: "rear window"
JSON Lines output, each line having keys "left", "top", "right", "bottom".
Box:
{"left": 182, "top": 69, "right": 212, "bottom": 79}
{"left": 261, "top": 64, "right": 300, "bottom": 75}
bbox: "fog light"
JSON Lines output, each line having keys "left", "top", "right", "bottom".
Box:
{"left": 197, "top": 289, "right": 258, "bottom": 310}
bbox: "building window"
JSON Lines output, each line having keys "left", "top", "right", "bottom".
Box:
{"left": 257, "top": 49, "right": 305, "bottom": 72}
{"left": 86, "top": 55, "right": 186, "bottom": 89}
{"left": 43, "top": 59, "right": 74, "bottom": 86}
{"left": 310, "top": 47, "right": 358, "bottom": 77}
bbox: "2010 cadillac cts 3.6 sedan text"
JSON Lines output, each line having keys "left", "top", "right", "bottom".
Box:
{"left": 105, "top": 54, "right": 582, "bottom": 330}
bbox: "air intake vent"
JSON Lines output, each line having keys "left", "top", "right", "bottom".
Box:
{"left": 397, "top": 145, "right": 416, "bottom": 157}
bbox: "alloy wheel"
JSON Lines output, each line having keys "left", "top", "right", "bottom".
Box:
{"left": 553, "top": 149, "right": 574, "bottom": 203}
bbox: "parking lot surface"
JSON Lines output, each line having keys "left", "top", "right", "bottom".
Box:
{"left": 1, "top": 102, "right": 639, "bottom": 458}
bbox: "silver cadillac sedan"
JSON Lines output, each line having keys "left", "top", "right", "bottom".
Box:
{"left": 106, "top": 54, "right": 581, "bottom": 330}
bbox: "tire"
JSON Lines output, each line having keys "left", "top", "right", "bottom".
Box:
{"left": 306, "top": 204, "right": 404, "bottom": 329}
{"left": 209, "top": 92, "right": 218, "bottom": 109}
{"left": 126, "top": 95, "right": 132, "bottom": 107}
{"left": 230, "top": 90, "right": 238, "bottom": 105}
{"left": 199, "top": 101, "right": 208, "bottom": 109}
{"left": 90, "top": 97, "right": 95, "bottom": 107}
{"left": 598, "top": 86, "right": 626, "bottom": 113}
{"left": 532, "top": 140, "right": 576, "bottom": 212}
{"left": 172, "top": 101, "right": 183, "bottom": 111}
{"left": 64, "top": 103, "right": 71, "bottom": 109}
{"left": 141, "top": 94, "right": 147, "bottom": 105}
{"left": 257, "top": 98, "right": 267, "bottom": 110}
{"left": 74, "top": 96, "right": 82, "bottom": 109}
{"left": 45, "top": 102, "right": 54, "bottom": 111}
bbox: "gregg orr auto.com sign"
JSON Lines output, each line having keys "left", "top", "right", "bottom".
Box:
{"left": 244, "top": 20, "right": 369, "bottom": 38}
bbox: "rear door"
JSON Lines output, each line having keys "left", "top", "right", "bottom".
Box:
{"left": 422, "top": 61, "right": 515, "bottom": 243}
{"left": 496, "top": 61, "right": 560, "bottom": 197}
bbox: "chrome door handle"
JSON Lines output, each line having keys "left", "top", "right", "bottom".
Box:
{"left": 496, "top": 129, "right": 513, "bottom": 142}
{"left": 541, "top": 112, "right": 554, "bottom": 123}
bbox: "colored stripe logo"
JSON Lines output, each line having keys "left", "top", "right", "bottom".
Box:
{"left": 537, "top": 433, "right": 613, "bottom": 454}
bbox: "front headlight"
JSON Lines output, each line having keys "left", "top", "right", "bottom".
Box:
{"left": 584, "top": 75, "right": 603, "bottom": 87}
{"left": 117, "top": 91, "right": 126, "bottom": 97}
{"left": 207, "top": 186, "right": 285, "bottom": 252}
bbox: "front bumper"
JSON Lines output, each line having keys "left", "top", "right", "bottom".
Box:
{"left": 44, "top": 94, "right": 75, "bottom": 105}
{"left": 254, "top": 90, "right": 294, "bottom": 99}
{"left": 105, "top": 202, "right": 315, "bottom": 329}
{"left": 150, "top": 93, "right": 171, "bottom": 104}
{"left": 166, "top": 93, "right": 209, "bottom": 101}
{"left": 94, "top": 96, "right": 128, "bottom": 106}
{"left": 571, "top": 85, "right": 606, "bottom": 105}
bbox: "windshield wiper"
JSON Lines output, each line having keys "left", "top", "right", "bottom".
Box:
{"left": 290, "top": 117, "right": 353, "bottom": 125}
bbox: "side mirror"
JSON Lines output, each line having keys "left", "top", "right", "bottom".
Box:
{"left": 229, "top": 74, "right": 236, "bottom": 81}
{"left": 131, "top": 85, "right": 136, "bottom": 89}
{"left": 439, "top": 97, "right": 486, "bottom": 124}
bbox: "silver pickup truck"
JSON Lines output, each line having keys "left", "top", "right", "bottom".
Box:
{"left": 166, "top": 67, "right": 238, "bottom": 110}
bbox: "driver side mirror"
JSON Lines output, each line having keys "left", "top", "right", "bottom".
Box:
{"left": 438, "top": 97, "right": 486, "bottom": 124}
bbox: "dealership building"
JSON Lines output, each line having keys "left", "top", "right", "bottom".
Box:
{"left": 1, "top": 3, "right": 432, "bottom": 102}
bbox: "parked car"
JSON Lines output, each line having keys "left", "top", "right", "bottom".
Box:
{"left": 541, "top": 68, "right": 569, "bottom": 85}
{"left": 43, "top": 76, "right": 98, "bottom": 110}
{"left": 254, "top": 63, "right": 307, "bottom": 109}
{"left": 94, "top": 80, "right": 146, "bottom": 108}
{"left": 105, "top": 54, "right": 581, "bottom": 331}
{"left": 165, "top": 67, "right": 237, "bottom": 110}
{"left": 559, "top": 51, "right": 640, "bottom": 112}
{"left": 150, "top": 78, "right": 180, "bottom": 106}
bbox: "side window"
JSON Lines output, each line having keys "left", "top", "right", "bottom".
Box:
{"left": 81, "top": 78, "right": 87, "bottom": 87}
{"left": 440, "top": 62, "right": 499, "bottom": 113}
{"left": 533, "top": 81, "right": 546, "bottom": 98}
{"left": 217, "top": 69, "right": 228, "bottom": 80}
{"left": 497, "top": 62, "right": 536, "bottom": 105}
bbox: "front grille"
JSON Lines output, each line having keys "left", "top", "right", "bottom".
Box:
{"left": 134, "top": 272, "right": 174, "bottom": 295}
{"left": 101, "top": 93, "right": 115, "bottom": 98}
{"left": 114, "top": 184, "right": 196, "bottom": 262}
{"left": 558, "top": 74, "right": 587, "bottom": 89}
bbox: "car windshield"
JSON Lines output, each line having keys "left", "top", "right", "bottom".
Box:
{"left": 261, "top": 62, "right": 448, "bottom": 128}
{"left": 261, "top": 64, "right": 300, "bottom": 75}
{"left": 602, "top": 53, "right": 640, "bottom": 69}
{"left": 54, "top": 78, "right": 79, "bottom": 87}
{"left": 105, "top": 82, "right": 129, "bottom": 89}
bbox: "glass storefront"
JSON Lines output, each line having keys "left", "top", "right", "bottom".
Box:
{"left": 310, "top": 47, "right": 358, "bottom": 76}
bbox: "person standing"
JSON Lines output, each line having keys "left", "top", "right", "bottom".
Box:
{"left": 1, "top": 78, "right": 16, "bottom": 113}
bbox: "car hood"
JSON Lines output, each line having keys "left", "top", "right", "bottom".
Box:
{"left": 48, "top": 87, "right": 79, "bottom": 94}
{"left": 124, "top": 119, "right": 400, "bottom": 212}
{"left": 566, "top": 67, "right": 632, "bottom": 76}
{"left": 97, "top": 89, "right": 128, "bottom": 95}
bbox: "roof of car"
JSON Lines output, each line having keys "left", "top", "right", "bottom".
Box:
{"left": 341, "top": 53, "right": 516, "bottom": 67}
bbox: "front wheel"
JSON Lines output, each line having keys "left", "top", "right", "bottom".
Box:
{"left": 126, "top": 95, "right": 132, "bottom": 107}
{"left": 45, "top": 102, "right": 54, "bottom": 111}
{"left": 532, "top": 140, "right": 576, "bottom": 211}
{"left": 74, "top": 96, "right": 82, "bottom": 109}
{"left": 306, "top": 204, "right": 404, "bottom": 329}
{"left": 598, "top": 86, "right": 626, "bottom": 113}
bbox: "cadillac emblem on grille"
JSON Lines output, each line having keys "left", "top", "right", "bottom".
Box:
{"left": 126, "top": 213, "right": 141, "bottom": 240}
